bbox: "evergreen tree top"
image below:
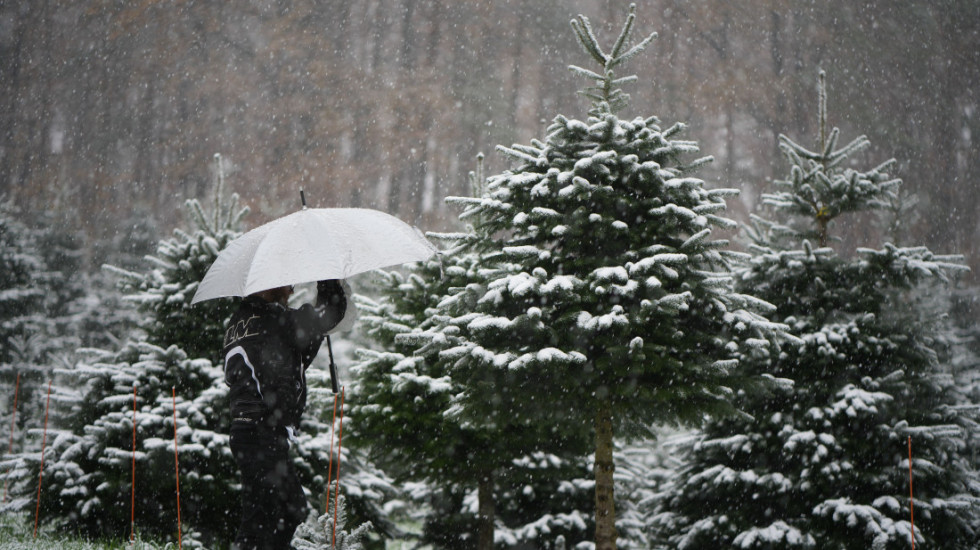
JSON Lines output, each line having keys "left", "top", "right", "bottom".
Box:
{"left": 102, "top": 154, "right": 249, "bottom": 364}
{"left": 569, "top": 3, "right": 657, "bottom": 117}
{"left": 438, "top": 7, "right": 794, "bottom": 436}
{"left": 762, "top": 72, "right": 901, "bottom": 247}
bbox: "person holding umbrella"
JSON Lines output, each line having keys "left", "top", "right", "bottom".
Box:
{"left": 224, "top": 279, "right": 350, "bottom": 550}
{"left": 191, "top": 203, "right": 439, "bottom": 548}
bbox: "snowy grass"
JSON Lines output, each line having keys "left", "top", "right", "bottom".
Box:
{"left": 0, "top": 514, "right": 169, "bottom": 550}
{"left": 0, "top": 513, "right": 426, "bottom": 550}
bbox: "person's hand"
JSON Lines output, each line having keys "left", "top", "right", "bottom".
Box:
{"left": 316, "top": 279, "right": 346, "bottom": 310}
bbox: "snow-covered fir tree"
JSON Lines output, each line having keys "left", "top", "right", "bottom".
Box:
{"left": 296, "top": 348, "right": 402, "bottom": 547}
{"left": 417, "top": 6, "right": 789, "bottom": 549}
{"left": 0, "top": 198, "right": 46, "bottom": 366}
{"left": 1, "top": 181, "right": 250, "bottom": 545}
{"left": 0, "top": 200, "right": 42, "bottom": 508}
{"left": 293, "top": 493, "right": 373, "bottom": 550}
{"left": 2, "top": 169, "right": 398, "bottom": 545}
{"left": 103, "top": 204, "right": 161, "bottom": 272}
{"left": 951, "top": 286, "right": 980, "bottom": 476}
{"left": 350, "top": 157, "right": 595, "bottom": 549}
{"left": 653, "top": 72, "right": 980, "bottom": 549}
{"left": 69, "top": 267, "right": 143, "bottom": 350}
{"left": 32, "top": 206, "right": 88, "bottom": 345}
{"left": 72, "top": 201, "right": 156, "bottom": 352}
{"left": 613, "top": 431, "right": 685, "bottom": 549}
{"left": 0, "top": 199, "right": 88, "bottom": 464}
{"left": 881, "top": 189, "right": 980, "bottom": 483}
{"left": 108, "top": 189, "right": 243, "bottom": 364}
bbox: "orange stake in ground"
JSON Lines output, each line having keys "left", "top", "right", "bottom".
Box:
{"left": 908, "top": 436, "right": 915, "bottom": 550}
{"left": 3, "top": 372, "right": 20, "bottom": 504}
{"left": 331, "top": 386, "right": 346, "bottom": 549}
{"left": 325, "top": 392, "right": 338, "bottom": 515}
{"left": 132, "top": 385, "right": 138, "bottom": 544}
{"left": 172, "top": 387, "right": 182, "bottom": 549}
{"left": 33, "top": 379, "right": 52, "bottom": 539}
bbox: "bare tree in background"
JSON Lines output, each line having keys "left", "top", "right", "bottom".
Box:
{"left": 0, "top": 0, "right": 976, "bottom": 279}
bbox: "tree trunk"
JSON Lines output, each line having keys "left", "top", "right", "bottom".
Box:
{"left": 0, "top": 4, "right": 26, "bottom": 194}
{"left": 477, "top": 472, "right": 496, "bottom": 550}
{"left": 594, "top": 401, "right": 616, "bottom": 550}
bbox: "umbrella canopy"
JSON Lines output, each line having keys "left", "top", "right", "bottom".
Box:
{"left": 191, "top": 207, "right": 438, "bottom": 304}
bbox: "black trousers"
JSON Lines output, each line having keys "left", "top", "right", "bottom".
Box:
{"left": 230, "top": 422, "right": 308, "bottom": 550}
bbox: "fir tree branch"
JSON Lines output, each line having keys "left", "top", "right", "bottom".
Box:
{"left": 497, "top": 144, "right": 543, "bottom": 165}
{"left": 610, "top": 33, "right": 658, "bottom": 70}
{"left": 609, "top": 4, "right": 637, "bottom": 60}
{"left": 570, "top": 15, "right": 608, "bottom": 66}
{"left": 568, "top": 64, "right": 605, "bottom": 82}
{"left": 612, "top": 75, "right": 639, "bottom": 87}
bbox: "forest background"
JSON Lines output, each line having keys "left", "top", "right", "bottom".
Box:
{"left": 1, "top": 0, "right": 978, "bottom": 289}
{"left": 1, "top": 2, "right": 979, "bottom": 548}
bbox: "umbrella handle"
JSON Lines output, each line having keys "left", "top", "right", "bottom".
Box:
{"left": 327, "top": 335, "right": 339, "bottom": 394}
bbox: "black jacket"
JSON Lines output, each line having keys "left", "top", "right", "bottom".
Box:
{"left": 223, "top": 286, "right": 345, "bottom": 430}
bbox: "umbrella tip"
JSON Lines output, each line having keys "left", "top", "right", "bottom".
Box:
{"left": 300, "top": 189, "right": 307, "bottom": 209}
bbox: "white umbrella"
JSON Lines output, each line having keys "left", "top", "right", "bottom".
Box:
{"left": 191, "top": 207, "right": 439, "bottom": 304}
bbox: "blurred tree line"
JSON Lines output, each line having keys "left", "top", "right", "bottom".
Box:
{"left": 0, "top": 0, "right": 977, "bottom": 280}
